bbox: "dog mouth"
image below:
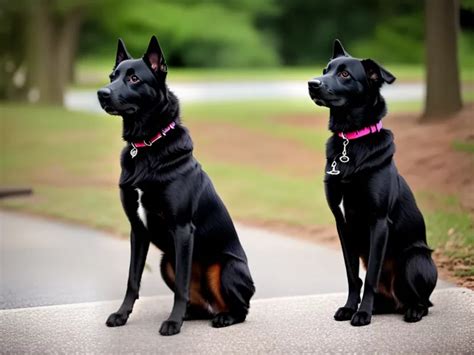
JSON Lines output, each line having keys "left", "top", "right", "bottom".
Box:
{"left": 308, "top": 89, "right": 345, "bottom": 108}
{"left": 311, "top": 97, "right": 328, "bottom": 107}
{"left": 101, "top": 103, "right": 138, "bottom": 116}
{"left": 102, "top": 105, "right": 120, "bottom": 115}
{"left": 308, "top": 90, "right": 330, "bottom": 107}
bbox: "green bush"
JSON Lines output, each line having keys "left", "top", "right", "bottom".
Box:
{"left": 352, "top": 12, "right": 474, "bottom": 67}
{"left": 80, "top": 0, "right": 279, "bottom": 67}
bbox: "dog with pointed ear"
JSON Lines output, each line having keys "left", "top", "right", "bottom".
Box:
{"left": 143, "top": 35, "right": 168, "bottom": 78}
{"left": 308, "top": 38, "right": 396, "bottom": 116}
{"left": 97, "top": 36, "right": 174, "bottom": 118}
{"left": 97, "top": 35, "right": 256, "bottom": 337}
{"left": 332, "top": 39, "right": 395, "bottom": 87}
{"left": 331, "top": 39, "right": 350, "bottom": 59}
{"left": 308, "top": 39, "right": 437, "bottom": 328}
{"left": 114, "top": 38, "right": 131, "bottom": 69}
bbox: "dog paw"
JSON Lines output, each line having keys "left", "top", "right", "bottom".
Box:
{"left": 350, "top": 311, "right": 372, "bottom": 326}
{"left": 159, "top": 320, "right": 182, "bottom": 336}
{"left": 404, "top": 307, "right": 428, "bottom": 323}
{"left": 334, "top": 307, "right": 356, "bottom": 321}
{"left": 106, "top": 312, "right": 129, "bottom": 327}
{"left": 211, "top": 313, "right": 244, "bottom": 328}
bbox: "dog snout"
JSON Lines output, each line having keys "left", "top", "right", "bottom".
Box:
{"left": 97, "top": 87, "right": 112, "bottom": 101}
{"left": 308, "top": 79, "right": 322, "bottom": 90}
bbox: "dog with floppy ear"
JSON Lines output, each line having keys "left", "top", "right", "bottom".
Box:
{"left": 308, "top": 39, "right": 437, "bottom": 326}
{"left": 97, "top": 36, "right": 255, "bottom": 336}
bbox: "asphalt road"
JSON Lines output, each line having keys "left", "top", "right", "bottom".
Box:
{"left": 0, "top": 211, "right": 453, "bottom": 310}
{"left": 1, "top": 288, "right": 472, "bottom": 353}
{"left": 65, "top": 82, "right": 425, "bottom": 112}
{"left": 0, "top": 211, "right": 349, "bottom": 309}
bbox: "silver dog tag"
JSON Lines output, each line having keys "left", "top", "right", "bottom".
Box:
{"left": 327, "top": 161, "right": 340, "bottom": 175}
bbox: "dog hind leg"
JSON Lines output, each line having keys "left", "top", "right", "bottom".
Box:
{"left": 161, "top": 256, "right": 213, "bottom": 320}
{"left": 209, "top": 259, "right": 255, "bottom": 328}
{"left": 394, "top": 244, "right": 437, "bottom": 322}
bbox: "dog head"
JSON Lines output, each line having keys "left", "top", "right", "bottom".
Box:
{"left": 97, "top": 36, "right": 168, "bottom": 117}
{"left": 308, "top": 39, "right": 395, "bottom": 109}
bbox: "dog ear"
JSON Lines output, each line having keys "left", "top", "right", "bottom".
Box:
{"left": 332, "top": 39, "right": 350, "bottom": 59}
{"left": 361, "top": 59, "right": 396, "bottom": 86}
{"left": 115, "top": 38, "right": 131, "bottom": 68}
{"left": 143, "top": 35, "right": 167, "bottom": 74}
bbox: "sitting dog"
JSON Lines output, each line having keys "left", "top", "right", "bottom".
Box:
{"left": 97, "top": 36, "right": 255, "bottom": 336}
{"left": 308, "top": 39, "right": 437, "bottom": 326}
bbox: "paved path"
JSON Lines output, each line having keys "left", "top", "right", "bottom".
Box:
{"left": 0, "top": 211, "right": 453, "bottom": 310}
{"left": 1, "top": 288, "right": 472, "bottom": 353}
{"left": 65, "top": 82, "right": 425, "bottom": 113}
{"left": 0, "top": 211, "right": 349, "bottom": 309}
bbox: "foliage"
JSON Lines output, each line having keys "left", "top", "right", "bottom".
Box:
{"left": 76, "top": 0, "right": 474, "bottom": 67}
{"left": 351, "top": 12, "right": 424, "bottom": 63}
{"left": 80, "top": 0, "right": 280, "bottom": 67}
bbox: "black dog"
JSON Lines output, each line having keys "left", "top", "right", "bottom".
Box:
{"left": 97, "top": 36, "right": 255, "bottom": 336}
{"left": 308, "top": 40, "right": 437, "bottom": 326}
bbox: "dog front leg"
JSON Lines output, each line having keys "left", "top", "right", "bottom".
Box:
{"left": 106, "top": 228, "right": 150, "bottom": 327}
{"left": 351, "top": 217, "right": 388, "bottom": 326}
{"left": 326, "top": 184, "right": 362, "bottom": 320}
{"left": 334, "top": 220, "right": 362, "bottom": 321}
{"left": 159, "top": 223, "right": 195, "bottom": 336}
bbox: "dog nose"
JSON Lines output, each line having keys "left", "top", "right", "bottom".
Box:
{"left": 308, "top": 79, "right": 322, "bottom": 89}
{"left": 97, "top": 87, "right": 111, "bottom": 100}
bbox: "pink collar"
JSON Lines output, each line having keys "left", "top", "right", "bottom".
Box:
{"left": 130, "top": 121, "right": 176, "bottom": 158}
{"left": 337, "top": 121, "right": 383, "bottom": 140}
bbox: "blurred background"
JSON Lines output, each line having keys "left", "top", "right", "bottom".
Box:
{"left": 0, "top": 0, "right": 473, "bottom": 304}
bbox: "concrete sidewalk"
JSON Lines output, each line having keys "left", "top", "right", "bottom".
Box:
{"left": 1, "top": 288, "right": 472, "bottom": 353}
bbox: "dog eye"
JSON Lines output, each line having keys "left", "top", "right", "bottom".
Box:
{"left": 129, "top": 75, "right": 140, "bottom": 84}
{"left": 339, "top": 71, "right": 350, "bottom": 78}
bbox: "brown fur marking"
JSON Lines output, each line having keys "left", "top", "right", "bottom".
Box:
{"left": 164, "top": 261, "right": 208, "bottom": 308}
{"left": 207, "top": 263, "right": 228, "bottom": 312}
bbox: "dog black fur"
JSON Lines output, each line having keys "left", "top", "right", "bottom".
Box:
{"left": 308, "top": 40, "right": 437, "bottom": 326}
{"left": 97, "top": 36, "right": 255, "bottom": 336}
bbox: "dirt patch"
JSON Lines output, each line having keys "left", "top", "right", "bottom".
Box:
{"left": 385, "top": 107, "right": 474, "bottom": 212}
{"left": 273, "top": 114, "right": 329, "bottom": 130}
{"left": 271, "top": 105, "right": 474, "bottom": 210}
{"left": 188, "top": 121, "right": 324, "bottom": 177}
{"left": 433, "top": 248, "right": 474, "bottom": 289}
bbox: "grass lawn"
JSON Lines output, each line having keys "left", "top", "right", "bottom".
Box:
{"left": 0, "top": 102, "right": 333, "bottom": 236}
{"left": 1, "top": 101, "right": 472, "bottom": 277}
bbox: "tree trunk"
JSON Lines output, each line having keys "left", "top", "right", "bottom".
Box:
{"left": 422, "top": 0, "right": 463, "bottom": 121}
{"left": 26, "top": 0, "right": 63, "bottom": 105}
{"left": 24, "top": 0, "right": 84, "bottom": 106}
{"left": 57, "top": 8, "right": 83, "bottom": 89}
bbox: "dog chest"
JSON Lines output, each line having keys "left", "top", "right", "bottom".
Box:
{"left": 135, "top": 188, "right": 149, "bottom": 229}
